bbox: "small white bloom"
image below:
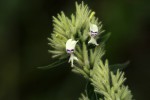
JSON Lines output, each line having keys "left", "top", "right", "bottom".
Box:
{"left": 88, "top": 24, "right": 99, "bottom": 45}
{"left": 66, "top": 39, "right": 78, "bottom": 67}
{"left": 66, "top": 39, "right": 78, "bottom": 53}
{"left": 90, "top": 24, "right": 98, "bottom": 36}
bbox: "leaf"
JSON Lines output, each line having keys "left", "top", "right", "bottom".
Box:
{"left": 100, "top": 32, "right": 111, "bottom": 43}
{"left": 37, "top": 60, "right": 67, "bottom": 69}
{"left": 109, "top": 61, "right": 130, "bottom": 73}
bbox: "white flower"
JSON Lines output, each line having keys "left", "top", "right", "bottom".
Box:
{"left": 66, "top": 39, "right": 78, "bottom": 67}
{"left": 90, "top": 24, "right": 98, "bottom": 36}
{"left": 66, "top": 39, "right": 78, "bottom": 53}
{"left": 88, "top": 24, "right": 99, "bottom": 45}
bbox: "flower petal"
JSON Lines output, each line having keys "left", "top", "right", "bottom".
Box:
{"left": 90, "top": 24, "right": 98, "bottom": 33}
{"left": 66, "top": 39, "right": 73, "bottom": 49}
{"left": 66, "top": 39, "right": 78, "bottom": 50}
{"left": 69, "top": 54, "right": 78, "bottom": 67}
{"left": 88, "top": 37, "right": 99, "bottom": 46}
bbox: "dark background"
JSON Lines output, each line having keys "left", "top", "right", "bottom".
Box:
{"left": 0, "top": 0, "right": 150, "bottom": 100}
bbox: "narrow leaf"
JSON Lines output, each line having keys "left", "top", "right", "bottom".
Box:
{"left": 37, "top": 60, "right": 67, "bottom": 69}
{"left": 109, "top": 61, "right": 130, "bottom": 73}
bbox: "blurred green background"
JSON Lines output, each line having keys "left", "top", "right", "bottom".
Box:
{"left": 0, "top": 0, "right": 150, "bottom": 100}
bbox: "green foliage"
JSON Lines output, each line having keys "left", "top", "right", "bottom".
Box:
{"left": 79, "top": 93, "right": 90, "bottom": 100}
{"left": 46, "top": 1, "right": 133, "bottom": 100}
{"left": 90, "top": 60, "right": 132, "bottom": 100}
